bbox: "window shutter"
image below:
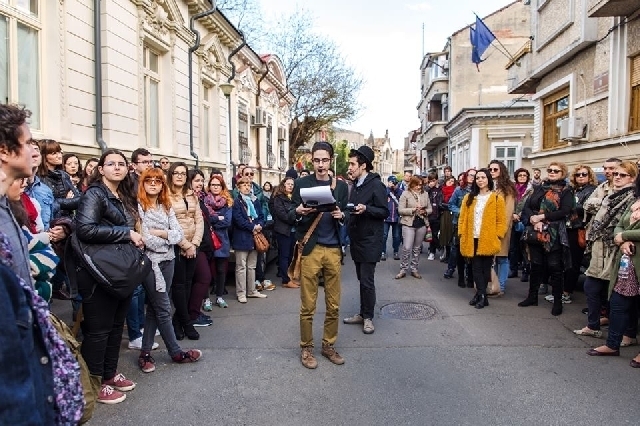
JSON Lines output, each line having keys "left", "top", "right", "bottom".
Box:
{"left": 632, "top": 55, "right": 640, "bottom": 86}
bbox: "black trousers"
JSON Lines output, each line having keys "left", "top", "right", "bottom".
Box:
{"left": 354, "top": 261, "right": 377, "bottom": 320}
{"left": 77, "top": 267, "right": 132, "bottom": 381}
{"left": 428, "top": 219, "right": 441, "bottom": 254}
{"left": 564, "top": 228, "right": 584, "bottom": 294}
{"left": 529, "top": 244, "right": 564, "bottom": 298}
{"left": 171, "top": 247, "right": 197, "bottom": 331}
{"left": 471, "top": 239, "right": 493, "bottom": 293}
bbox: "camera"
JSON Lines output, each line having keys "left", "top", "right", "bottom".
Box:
{"left": 344, "top": 203, "right": 356, "bottom": 212}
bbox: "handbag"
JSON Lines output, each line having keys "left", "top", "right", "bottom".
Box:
{"left": 210, "top": 227, "right": 222, "bottom": 250}
{"left": 288, "top": 213, "right": 324, "bottom": 283}
{"left": 577, "top": 228, "right": 587, "bottom": 249}
{"left": 521, "top": 225, "right": 549, "bottom": 245}
{"left": 253, "top": 231, "right": 270, "bottom": 253}
{"left": 487, "top": 267, "right": 501, "bottom": 295}
{"left": 424, "top": 226, "right": 433, "bottom": 242}
{"left": 514, "top": 221, "right": 524, "bottom": 233}
{"left": 70, "top": 232, "right": 152, "bottom": 299}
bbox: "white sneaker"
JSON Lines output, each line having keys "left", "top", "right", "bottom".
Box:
{"left": 140, "top": 328, "right": 160, "bottom": 337}
{"left": 427, "top": 253, "right": 435, "bottom": 261}
{"left": 237, "top": 295, "right": 247, "bottom": 303}
{"left": 128, "top": 337, "right": 159, "bottom": 350}
{"left": 263, "top": 280, "right": 276, "bottom": 291}
{"left": 247, "top": 290, "right": 267, "bottom": 299}
{"left": 545, "top": 294, "right": 554, "bottom": 302}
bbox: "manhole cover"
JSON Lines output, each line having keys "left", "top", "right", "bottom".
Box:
{"left": 380, "top": 302, "right": 437, "bottom": 320}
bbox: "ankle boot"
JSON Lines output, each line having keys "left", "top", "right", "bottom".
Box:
{"left": 518, "top": 281, "right": 539, "bottom": 307}
{"left": 551, "top": 300, "right": 563, "bottom": 316}
{"left": 469, "top": 292, "right": 480, "bottom": 306}
{"left": 457, "top": 278, "right": 466, "bottom": 288}
{"left": 520, "top": 265, "right": 530, "bottom": 282}
{"left": 475, "top": 293, "right": 487, "bottom": 309}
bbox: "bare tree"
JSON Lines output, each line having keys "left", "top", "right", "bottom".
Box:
{"left": 216, "top": 0, "right": 266, "bottom": 46}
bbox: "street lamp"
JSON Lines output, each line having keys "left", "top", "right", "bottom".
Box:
{"left": 220, "top": 82, "right": 234, "bottom": 184}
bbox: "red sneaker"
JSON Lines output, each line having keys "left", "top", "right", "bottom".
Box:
{"left": 102, "top": 373, "right": 136, "bottom": 391}
{"left": 172, "top": 349, "right": 202, "bottom": 363}
{"left": 138, "top": 352, "right": 156, "bottom": 373}
{"left": 97, "top": 385, "right": 126, "bottom": 404}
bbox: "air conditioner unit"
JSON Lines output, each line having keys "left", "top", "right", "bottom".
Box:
{"left": 251, "top": 107, "right": 266, "bottom": 127}
{"left": 441, "top": 94, "right": 448, "bottom": 105}
{"left": 522, "top": 147, "right": 533, "bottom": 158}
{"left": 442, "top": 60, "right": 449, "bottom": 70}
{"left": 277, "top": 128, "right": 286, "bottom": 141}
{"left": 559, "top": 117, "right": 586, "bottom": 140}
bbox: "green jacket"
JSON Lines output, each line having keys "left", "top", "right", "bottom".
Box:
{"left": 609, "top": 205, "right": 640, "bottom": 295}
{"left": 288, "top": 175, "right": 349, "bottom": 256}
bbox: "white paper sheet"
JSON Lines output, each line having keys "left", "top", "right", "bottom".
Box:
{"left": 300, "top": 186, "right": 336, "bottom": 206}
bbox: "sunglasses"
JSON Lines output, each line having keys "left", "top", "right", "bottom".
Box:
{"left": 547, "top": 168, "right": 562, "bottom": 174}
{"left": 574, "top": 172, "right": 589, "bottom": 177}
{"left": 489, "top": 167, "right": 499, "bottom": 172}
{"left": 244, "top": 172, "right": 254, "bottom": 176}
{"left": 144, "top": 178, "right": 163, "bottom": 185}
{"left": 160, "top": 161, "right": 169, "bottom": 165}
{"left": 613, "top": 172, "right": 630, "bottom": 178}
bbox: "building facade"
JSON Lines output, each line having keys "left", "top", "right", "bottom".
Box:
{"left": 6, "top": 0, "right": 293, "bottom": 185}
{"left": 506, "top": 0, "right": 640, "bottom": 170}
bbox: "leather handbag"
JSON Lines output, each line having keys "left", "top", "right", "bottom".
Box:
{"left": 521, "top": 225, "right": 549, "bottom": 245}
{"left": 210, "top": 227, "right": 223, "bottom": 250}
{"left": 577, "top": 228, "right": 587, "bottom": 249}
{"left": 70, "top": 233, "right": 152, "bottom": 299}
{"left": 288, "top": 213, "right": 324, "bottom": 283}
{"left": 253, "top": 231, "right": 270, "bottom": 253}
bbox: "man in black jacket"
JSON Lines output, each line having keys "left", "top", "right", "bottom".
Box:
{"left": 343, "top": 146, "right": 389, "bottom": 335}
{"left": 288, "top": 141, "right": 349, "bottom": 369}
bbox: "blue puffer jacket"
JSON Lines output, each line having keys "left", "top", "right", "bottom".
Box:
{"left": 210, "top": 205, "right": 232, "bottom": 258}
{"left": 231, "top": 196, "right": 265, "bottom": 251}
{"left": 385, "top": 186, "right": 403, "bottom": 223}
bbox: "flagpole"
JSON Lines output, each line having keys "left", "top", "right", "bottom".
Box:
{"left": 473, "top": 12, "right": 516, "bottom": 61}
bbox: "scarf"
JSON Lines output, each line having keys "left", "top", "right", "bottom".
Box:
{"left": 441, "top": 184, "right": 455, "bottom": 203}
{"left": 0, "top": 232, "right": 83, "bottom": 424}
{"left": 515, "top": 183, "right": 528, "bottom": 202}
{"left": 588, "top": 186, "right": 636, "bottom": 249}
{"left": 242, "top": 194, "right": 258, "bottom": 219}
{"left": 204, "top": 193, "right": 227, "bottom": 217}
{"left": 537, "top": 180, "right": 571, "bottom": 251}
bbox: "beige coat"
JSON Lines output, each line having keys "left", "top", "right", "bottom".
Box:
{"left": 170, "top": 189, "right": 204, "bottom": 251}
{"left": 497, "top": 192, "right": 515, "bottom": 257}
{"left": 398, "top": 189, "right": 432, "bottom": 227}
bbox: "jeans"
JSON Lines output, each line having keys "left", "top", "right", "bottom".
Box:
{"left": 126, "top": 284, "right": 145, "bottom": 341}
{"left": 472, "top": 239, "right": 493, "bottom": 293}
{"left": 605, "top": 291, "right": 640, "bottom": 350}
{"left": 300, "top": 245, "right": 342, "bottom": 348}
{"left": 171, "top": 248, "right": 197, "bottom": 332}
{"left": 340, "top": 224, "right": 350, "bottom": 247}
{"left": 564, "top": 228, "right": 584, "bottom": 294}
{"left": 508, "top": 227, "right": 524, "bottom": 272}
{"left": 141, "top": 259, "right": 182, "bottom": 357}
{"left": 235, "top": 250, "right": 257, "bottom": 296}
{"left": 209, "top": 257, "right": 229, "bottom": 298}
{"left": 584, "top": 276, "right": 608, "bottom": 330}
{"left": 276, "top": 232, "right": 296, "bottom": 284}
{"left": 495, "top": 256, "right": 510, "bottom": 292}
{"left": 382, "top": 222, "right": 402, "bottom": 255}
{"left": 188, "top": 252, "right": 212, "bottom": 321}
{"left": 354, "top": 261, "right": 377, "bottom": 319}
{"left": 77, "top": 267, "right": 132, "bottom": 381}
{"left": 256, "top": 251, "right": 265, "bottom": 282}
{"left": 400, "top": 225, "right": 427, "bottom": 272}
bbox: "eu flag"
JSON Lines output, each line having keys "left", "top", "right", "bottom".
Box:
{"left": 470, "top": 15, "right": 496, "bottom": 68}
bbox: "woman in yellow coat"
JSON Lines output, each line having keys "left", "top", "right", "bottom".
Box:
{"left": 458, "top": 168, "right": 507, "bottom": 308}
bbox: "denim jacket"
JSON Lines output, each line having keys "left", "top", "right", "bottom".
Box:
{"left": 448, "top": 186, "right": 472, "bottom": 225}
{"left": 26, "top": 176, "right": 54, "bottom": 230}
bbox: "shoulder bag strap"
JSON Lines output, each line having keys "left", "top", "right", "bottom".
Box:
{"left": 301, "top": 213, "right": 324, "bottom": 245}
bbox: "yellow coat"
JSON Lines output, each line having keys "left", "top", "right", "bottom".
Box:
{"left": 458, "top": 192, "right": 507, "bottom": 257}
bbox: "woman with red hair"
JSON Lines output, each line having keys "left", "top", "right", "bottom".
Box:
{"left": 137, "top": 168, "right": 202, "bottom": 373}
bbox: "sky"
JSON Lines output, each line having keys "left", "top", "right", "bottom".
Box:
{"left": 257, "top": 0, "right": 516, "bottom": 149}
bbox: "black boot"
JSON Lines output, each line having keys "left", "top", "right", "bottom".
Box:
{"left": 457, "top": 277, "right": 466, "bottom": 288}
{"left": 475, "top": 292, "right": 487, "bottom": 309}
{"left": 469, "top": 292, "right": 480, "bottom": 306}
{"left": 551, "top": 284, "right": 563, "bottom": 316}
{"left": 520, "top": 265, "right": 530, "bottom": 282}
{"left": 466, "top": 263, "right": 474, "bottom": 288}
{"left": 444, "top": 268, "right": 454, "bottom": 279}
{"left": 518, "top": 279, "right": 539, "bottom": 307}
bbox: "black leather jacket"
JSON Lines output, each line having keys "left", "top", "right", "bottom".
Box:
{"left": 270, "top": 193, "right": 296, "bottom": 236}
{"left": 41, "top": 169, "right": 81, "bottom": 217}
{"left": 75, "top": 181, "right": 134, "bottom": 244}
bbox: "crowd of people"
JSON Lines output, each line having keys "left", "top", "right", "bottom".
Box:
{"left": 4, "top": 98, "right": 640, "bottom": 422}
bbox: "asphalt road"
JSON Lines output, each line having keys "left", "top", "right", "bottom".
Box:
{"left": 53, "top": 249, "right": 640, "bottom": 425}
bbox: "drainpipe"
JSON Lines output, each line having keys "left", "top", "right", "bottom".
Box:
{"left": 188, "top": 3, "right": 217, "bottom": 169}
{"left": 255, "top": 62, "right": 269, "bottom": 185}
{"left": 93, "top": 0, "right": 107, "bottom": 153}
{"left": 225, "top": 33, "right": 246, "bottom": 180}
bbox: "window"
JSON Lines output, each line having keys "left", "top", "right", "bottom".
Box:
{"left": 0, "top": 1, "right": 40, "bottom": 129}
{"left": 143, "top": 47, "right": 160, "bottom": 148}
{"left": 201, "top": 85, "right": 210, "bottom": 157}
{"left": 494, "top": 145, "right": 519, "bottom": 175}
{"left": 542, "top": 87, "right": 570, "bottom": 149}
{"left": 630, "top": 55, "right": 640, "bottom": 132}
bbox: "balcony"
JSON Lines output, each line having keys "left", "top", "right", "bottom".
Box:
{"left": 506, "top": 49, "right": 540, "bottom": 94}
{"left": 588, "top": 0, "right": 639, "bottom": 17}
{"left": 423, "top": 78, "right": 449, "bottom": 104}
{"left": 423, "top": 122, "right": 447, "bottom": 148}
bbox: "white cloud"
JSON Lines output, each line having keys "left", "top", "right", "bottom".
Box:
{"left": 406, "top": 2, "right": 432, "bottom": 11}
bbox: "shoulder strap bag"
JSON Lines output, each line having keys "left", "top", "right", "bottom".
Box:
{"left": 287, "top": 213, "right": 324, "bottom": 283}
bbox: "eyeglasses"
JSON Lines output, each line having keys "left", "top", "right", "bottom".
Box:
{"left": 517, "top": 173, "right": 528, "bottom": 177}
{"left": 613, "top": 172, "right": 631, "bottom": 178}
{"left": 172, "top": 171, "right": 187, "bottom": 177}
{"left": 547, "top": 168, "right": 562, "bottom": 174}
{"left": 489, "top": 167, "right": 499, "bottom": 172}
{"left": 144, "top": 178, "right": 163, "bottom": 185}
{"left": 574, "top": 172, "right": 589, "bottom": 177}
{"left": 160, "top": 161, "right": 169, "bottom": 165}
{"left": 244, "top": 172, "right": 254, "bottom": 176}
{"left": 104, "top": 161, "right": 126, "bottom": 168}
{"left": 312, "top": 158, "right": 331, "bottom": 164}
{"left": 136, "top": 160, "right": 153, "bottom": 165}
{"left": 210, "top": 183, "right": 222, "bottom": 188}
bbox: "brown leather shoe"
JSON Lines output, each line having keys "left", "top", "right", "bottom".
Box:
{"left": 410, "top": 271, "right": 422, "bottom": 279}
{"left": 321, "top": 344, "right": 345, "bottom": 365}
{"left": 283, "top": 282, "right": 300, "bottom": 289}
{"left": 395, "top": 271, "right": 406, "bottom": 279}
{"left": 301, "top": 347, "right": 318, "bottom": 369}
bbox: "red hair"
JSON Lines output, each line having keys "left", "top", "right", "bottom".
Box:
{"left": 138, "top": 168, "right": 171, "bottom": 212}
{"left": 207, "top": 173, "right": 233, "bottom": 207}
